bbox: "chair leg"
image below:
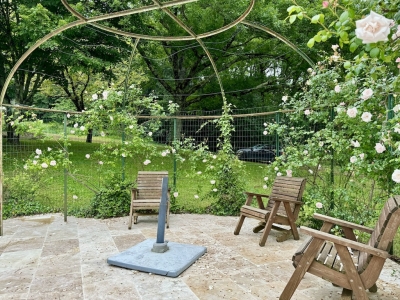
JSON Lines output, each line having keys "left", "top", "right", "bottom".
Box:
{"left": 340, "top": 288, "right": 352, "bottom": 299}
{"left": 253, "top": 222, "right": 266, "bottom": 233}
{"left": 128, "top": 201, "right": 134, "bottom": 229}
{"left": 368, "top": 283, "right": 378, "bottom": 293}
{"left": 259, "top": 216, "right": 274, "bottom": 246}
{"left": 260, "top": 201, "right": 281, "bottom": 246}
{"left": 234, "top": 214, "right": 246, "bottom": 235}
{"left": 280, "top": 238, "right": 325, "bottom": 300}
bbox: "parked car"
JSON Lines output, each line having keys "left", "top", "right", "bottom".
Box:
{"left": 236, "top": 144, "right": 277, "bottom": 163}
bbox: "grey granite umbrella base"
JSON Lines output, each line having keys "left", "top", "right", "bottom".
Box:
{"left": 107, "top": 238, "right": 207, "bottom": 278}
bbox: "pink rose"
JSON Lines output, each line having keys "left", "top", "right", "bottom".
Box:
{"left": 322, "top": 1, "right": 329, "bottom": 8}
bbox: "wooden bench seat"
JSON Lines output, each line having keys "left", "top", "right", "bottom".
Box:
{"left": 128, "top": 171, "right": 170, "bottom": 229}
{"left": 280, "top": 196, "right": 400, "bottom": 300}
{"left": 234, "top": 176, "right": 306, "bottom": 246}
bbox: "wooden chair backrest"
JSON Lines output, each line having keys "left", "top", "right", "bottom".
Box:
{"left": 136, "top": 171, "right": 168, "bottom": 200}
{"left": 267, "top": 176, "right": 306, "bottom": 217}
{"left": 358, "top": 196, "right": 400, "bottom": 271}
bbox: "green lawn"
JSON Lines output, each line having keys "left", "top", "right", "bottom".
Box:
{"left": 2, "top": 136, "right": 399, "bottom": 257}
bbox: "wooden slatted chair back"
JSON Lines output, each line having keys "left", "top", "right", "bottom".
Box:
{"left": 267, "top": 177, "right": 307, "bottom": 218}
{"left": 358, "top": 196, "right": 400, "bottom": 271}
{"left": 136, "top": 171, "right": 168, "bottom": 200}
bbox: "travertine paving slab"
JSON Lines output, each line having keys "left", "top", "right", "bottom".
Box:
{"left": 0, "top": 213, "right": 398, "bottom": 300}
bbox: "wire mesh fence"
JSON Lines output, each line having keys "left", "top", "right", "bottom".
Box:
{"left": 1, "top": 105, "right": 281, "bottom": 218}
{"left": 2, "top": 104, "right": 400, "bottom": 255}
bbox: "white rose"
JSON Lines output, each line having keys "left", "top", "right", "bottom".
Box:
{"left": 102, "top": 91, "right": 109, "bottom": 99}
{"left": 316, "top": 202, "right": 323, "bottom": 209}
{"left": 85, "top": 154, "right": 90, "bottom": 159}
{"left": 375, "top": 143, "right": 386, "bottom": 153}
{"left": 361, "top": 112, "right": 372, "bottom": 122}
{"left": 277, "top": 172, "right": 282, "bottom": 177}
{"left": 35, "top": 149, "right": 42, "bottom": 155}
{"left": 173, "top": 192, "right": 178, "bottom": 197}
{"left": 92, "top": 94, "right": 98, "bottom": 100}
{"left": 263, "top": 185, "right": 268, "bottom": 189}
{"left": 350, "top": 156, "right": 357, "bottom": 163}
{"left": 359, "top": 153, "right": 365, "bottom": 159}
{"left": 392, "top": 169, "right": 400, "bottom": 183}
{"left": 143, "top": 159, "right": 151, "bottom": 165}
{"left": 50, "top": 160, "right": 56, "bottom": 166}
{"left": 282, "top": 96, "right": 288, "bottom": 102}
{"left": 351, "top": 140, "right": 360, "bottom": 147}
{"left": 355, "top": 11, "right": 393, "bottom": 43}
{"left": 263, "top": 131, "right": 268, "bottom": 135}
{"left": 347, "top": 107, "right": 358, "bottom": 118}
{"left": 361, "top": 89, "right": 373, "bottom": 100}
{"left": 41, "top": 163, "right": 48, "bottom": 169}
{"left": 393, "top": 104, "right": 400, "bottom": 113}
{"left": 334, "top": 85, "right": 341, "bottom": 93}
{"left": 304, "top": 109, "right": 311, "bottom": 115}
{"left": 210, "top": 180, "right": 216, "bottom": 185}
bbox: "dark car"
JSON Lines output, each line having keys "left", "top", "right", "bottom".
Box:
{"left": 236, "top": 144, "right": 277, "bottom": 163}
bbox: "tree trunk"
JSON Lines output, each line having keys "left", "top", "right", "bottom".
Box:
{"left": 86, "top": 128, "right": 93, "bottom": 143}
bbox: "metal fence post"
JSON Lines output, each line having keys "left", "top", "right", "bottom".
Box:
{"left": 63, "top": 113, "right": 68, "bottom": 222}
{"left": 173, "top": 117, "right": 177, "bottom": 189}
{"left": 330, "top": 106, "right": 335, "bottom": 209}
{"left": 275, "top": 112, "right": 280, "bottom": 158}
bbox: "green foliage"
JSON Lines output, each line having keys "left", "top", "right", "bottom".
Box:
{"left": 75, "top": 176, "right": 132, "bottom": 219}
{"left": 3, "top": 171, "right": 53, "bottom": 218}
{"left": 207, "top": 152, "right": 247, "bottom": 215}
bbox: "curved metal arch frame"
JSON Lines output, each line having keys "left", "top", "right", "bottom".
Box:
{"left": 0, "top": 0, "right": 314, "bottom": 235}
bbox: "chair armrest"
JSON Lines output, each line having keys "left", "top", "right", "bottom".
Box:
{"left": 245, "top": 192, "right": 269, "bottom": 198}
{"left": 271, "top": 197, "right": 303, "bottom": 205}
{"left": 301, "top": 227, "right": 389, "bottom": 258}
{"left": 313, "top": 213, "right": 374, "bottom": 234}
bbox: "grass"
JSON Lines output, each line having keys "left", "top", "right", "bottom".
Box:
{"left": 2, "top": 136, "right": 400, "bottom": 257}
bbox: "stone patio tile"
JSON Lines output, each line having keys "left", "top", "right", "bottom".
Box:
{"left": 184, "top": 274, "right": 258, "bottom": 300}
{"left": 35, "top": 252, "right": 81, "bottom": 277}
{"left": 135, "top": 275, "right": 198, "bottom": 300}
{"left": 83, "top": 277, "right": 140, "bottom": 300}
{"left": 0, "top": 249, "right": 41, "bottom": 271}
{"left": 29, "top": 272, "right": 83, "bottom": 295}
{"left": 41, "top": 238, "right": 80, "bottom": 257}
{"left": 112, "top": 233, "right": 146, "bottom": 252}
{"left": 3, "top": 236, "right": 45, "bottom": 253}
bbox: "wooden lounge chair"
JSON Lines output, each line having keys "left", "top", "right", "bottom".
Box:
{"left": 280, "top": 196, "right": 400, "bottom": 300}
{"left": 128, "top": 171, "right": 170, "bottom": 229}
{"left": 234, "top": 176, "right": 306, "bottom": 246}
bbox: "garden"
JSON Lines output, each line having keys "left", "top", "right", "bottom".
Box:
{"left": 1, "top": 0, "right": 400, "bottom": 273}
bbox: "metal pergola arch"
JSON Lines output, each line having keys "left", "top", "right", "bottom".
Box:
{"left": 0, "top": 0, "right": 314, "bottom": 235}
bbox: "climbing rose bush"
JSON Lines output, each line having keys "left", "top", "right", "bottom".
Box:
{"left": 277, "top": 0, "right": 400, "bottom": 227}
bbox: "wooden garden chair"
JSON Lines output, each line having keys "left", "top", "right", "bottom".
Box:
{"left": 280, "top": 196, "right": 400, "bottom": 300}
{"left": 234, "top": 176, "right": 306, "bottom": 246}
{"left": 128, "top": 171, "right": 170, "bottom": 229}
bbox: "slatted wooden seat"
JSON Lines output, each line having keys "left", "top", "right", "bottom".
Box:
{"left": 128, "top": 171, "right": 170, "bottom": 229}
{"left": 280, "top": 196, "right": 400, "bottom": 300}
{"left": 234, "top": 177, "right": 306, "bottom": 246}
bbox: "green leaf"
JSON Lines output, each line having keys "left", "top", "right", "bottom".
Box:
{"left": 349, "top": 42, "right": 358, "bottom": 52}
{"left": 289, "top": 15, "right": 297, "bottom": 24}
{"left": 339, "top": 11, "right": 349, "bottom": 23}
{"left": 287, "top": 5, "right": 301, "bottom": 15}
{"left": 297, "top": 12, "right": 304, "bottom": 20}
{"left": 311, "top": 14, "right": 320, "bottom": 24}
{"left": 314, "top": 35, "right": 321, "bottom": 42}
{"left": 307, "top": 38, "right": 315, "bottom": 48}
{"left": 344, "top": 61, "right": 351, "bottom": 69}
{"left": 370, "top": 48, "right": 380, "bottom": 58}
